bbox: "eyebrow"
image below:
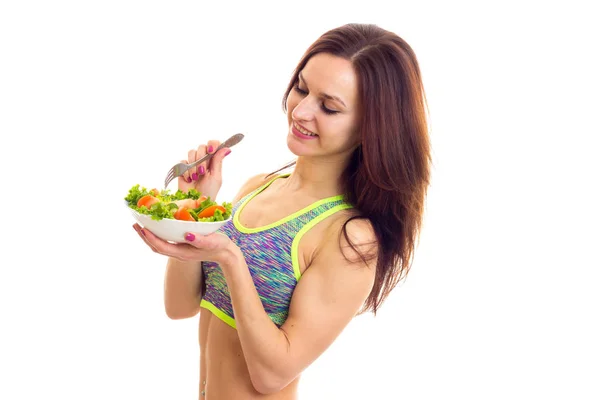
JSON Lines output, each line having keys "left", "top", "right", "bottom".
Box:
{"left": 298, "top": 72, "right": 347, "bottom": 108}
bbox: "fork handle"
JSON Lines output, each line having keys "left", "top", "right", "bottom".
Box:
{"left": 183, "top": 133, "right": 244, "bottom": 175}
{"left": 187, "top": 133, "right": 243, "bottom": 169}
{"left": 183, "top": 143, "right": 226, "bottom": 174}
{"left": 188, "top": 151, "right": 213, "bottom": 169}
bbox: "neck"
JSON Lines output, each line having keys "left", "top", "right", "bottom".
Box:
{"left": 279, "top": 155, "right": 349, "bottom": 198}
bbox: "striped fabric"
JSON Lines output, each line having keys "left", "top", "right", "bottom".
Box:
{"left": 200, "top": 174, "right": 353, "bottom": 329}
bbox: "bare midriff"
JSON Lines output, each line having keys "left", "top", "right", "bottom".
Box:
{"left": 198, "top": 311, "right": 300, "bottom": 400}
{"left": 195, "top": 176, "right": 352, "bottom": 399}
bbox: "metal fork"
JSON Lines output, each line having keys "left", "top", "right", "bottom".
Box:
{"left": 163, "top": 133, "right": 245, "bottom": 188}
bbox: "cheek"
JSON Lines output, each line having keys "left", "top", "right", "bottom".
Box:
{"left": 344, "top": 115, "right": 360, "bottom": 143}
{"left": 332, "top": 118, "right": 360, "bottom": 146}
{"left": 330, "top": 118, "right": 355, "bottom": 136}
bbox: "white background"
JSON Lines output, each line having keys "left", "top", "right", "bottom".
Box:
{"left": 1, "top": 1, "right": 599, "bottom": 399}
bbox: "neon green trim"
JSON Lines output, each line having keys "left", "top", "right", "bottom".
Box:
{"left": 233, "top": 173, "right": 288, "bottom": 233}
{"left": 200, "top": 299, "right": 237, "bottom": 329}
{"left": 234, "top": 173, "right": 348, "bottom": 234}
{"left": 291, "top": 203, "right": 354, "bottom": 281}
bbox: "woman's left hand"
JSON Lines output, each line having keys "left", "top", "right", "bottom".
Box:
{"left": 133, "top": 223, "right": 241, "bottom": 265}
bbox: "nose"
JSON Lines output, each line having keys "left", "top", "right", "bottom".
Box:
{"left": 291, "top": 97, "right": 316, "bottom": 122}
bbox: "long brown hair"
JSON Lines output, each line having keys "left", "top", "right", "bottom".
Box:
{"left": 270, "top": 23, "right": 431, "bottom": 314}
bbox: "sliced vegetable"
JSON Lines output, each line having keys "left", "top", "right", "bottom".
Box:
{"left": 137, "top": 195, "right": 159, "bottom": 209}
{"left": 174, "top": 198, "right": 200, "bottom": 209}
{"left": 125, "top": 184, "right": 232, "bottom": 222}
{"left": 198, "top": 205, "right": 226, "bottom": 218}
{"left": 174, "top": 207, "right": 196, "bottom": 221}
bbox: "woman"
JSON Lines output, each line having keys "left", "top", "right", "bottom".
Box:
{"left": 133, "top": 22, "right": 431, "bottom": 399}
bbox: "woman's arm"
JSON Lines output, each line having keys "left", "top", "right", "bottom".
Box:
{"left": 163, "top": 258, "right": 204, "bottom": 319}
{"left": 161, "top": 173, "right": 270, "bottom": 319}
{"left": 221, "top": 216, "right": 378, "bottom": 394}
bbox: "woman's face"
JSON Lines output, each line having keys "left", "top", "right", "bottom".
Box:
{"left": 286, "top": 53, "right": 360, "bottom": 160}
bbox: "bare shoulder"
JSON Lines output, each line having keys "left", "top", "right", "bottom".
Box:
{"left": 231, "top": 173, "right": 273, "bottom": 203}
{"left": 328, "top": 209, "right": 377, "bottom": 246}
{"left": 339, "top": 211, "right": 377, "bottom": 246}
{"left": 295, "top": 209, "right": 377, "bottom": 315}
{"left": 318, "top": 209, "right": 378, "bottom": 272}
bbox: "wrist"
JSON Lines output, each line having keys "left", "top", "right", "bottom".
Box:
{"left": 218, "top": 241, "right": 244, "bottom": 269}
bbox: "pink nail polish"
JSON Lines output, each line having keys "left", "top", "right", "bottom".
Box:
{"left": 208, "top": 145, "right": 214, "bottom": 153}
{"left": 192, "top": 172, "right": 198, "bottom": 181}
{"left": 199, "top": 166, "right": 205, "bottom": 175}
{"left": 224, "top": 149, "right": 231, "bottom": 156}
{"left": 185, "top": 233, "right": 195, "bottom": 241}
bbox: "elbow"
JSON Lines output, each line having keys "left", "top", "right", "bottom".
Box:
{"left": 165, "top": 309, "right": 198, "bottom": 320}
{"left": 251, "top": 378, "right": 285, "bottom": 395}
{"left": 250, "top": 368, "right": 291, "bottom": 395}
{"left": 164, "top": 302, "right": 200, "bottom": 320}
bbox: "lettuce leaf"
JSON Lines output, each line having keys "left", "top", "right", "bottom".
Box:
{"left": 125, "top": 184, "right": 232, "bottom": 222}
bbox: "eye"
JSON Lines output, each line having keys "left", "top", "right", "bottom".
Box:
{"left": 293, "top": 85, "right": 308, "bottom": 96}
{"left": 293, "top": 85, "right": 339, "bottom": 115}
{"left": 320, "top": 104, "right": 338, "bottom": 115}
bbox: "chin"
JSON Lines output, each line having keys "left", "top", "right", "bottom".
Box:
{"left": 286, "top": 133, "right": 305, "bottom": 157}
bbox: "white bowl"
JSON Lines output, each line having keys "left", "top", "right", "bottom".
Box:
{"left": 125, "top": 201, "right": 230, "bottom": 243}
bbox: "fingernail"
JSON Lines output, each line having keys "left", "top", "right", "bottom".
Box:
{"left": 186, "top": 176, "right": 192, "bottom": 183}
{"left": 224, "top": 149, "right": 231, "bottom": 156}
{"left": 199, "top": 166, "right": 205, "bottom": 175}
{"left": 140, "top": 228, "right": 146, "bottom": 236}
{"left": 185, "top": 233, "right": 195, "bottom": 241}
{"left": 192, "top": 172, "right": 198, "bottom": 181}
{"left": 208, "top": 145, "right": 214, "bottom": 153}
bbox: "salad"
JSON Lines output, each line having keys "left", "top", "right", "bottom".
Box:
{"left": 125, "top": 184, "right": 232, "bottom": 222}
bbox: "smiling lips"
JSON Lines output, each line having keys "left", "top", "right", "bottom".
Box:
{"left": 292, "top": 122, "right": 318, "bottom": 139}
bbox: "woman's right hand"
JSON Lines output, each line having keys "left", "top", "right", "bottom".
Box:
{"left": 178, "top": 139, "right": 231, "bottom": 200}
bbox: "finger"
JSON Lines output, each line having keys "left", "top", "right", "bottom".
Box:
{"left": 179, "top": 158, "right": 192, "bottom": 184}
{"left": 183, "top": 231, "right": 224, "bottom": 251}
{"left": 143, "top": 228, "right": 198, "bottom": 260}
{"left": 133, "top": 225, "right": 191, "bottom": 260}
{"left": 133, "top": 224, "right": 160, "bottom": 253}
{"left": 137, "top": 226, "right": 178, "bottom": 256}
{"left": 194, "top": 144, "right": 208, "bottom": 180}
{"left": 206, "top": 140, "right": 220, "bottom": 156}
{"left": 188, "top": 145, "right": 201, "bottom": 182}
{"left": 208, "top": 147, "right": 231, "bottom": 177}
